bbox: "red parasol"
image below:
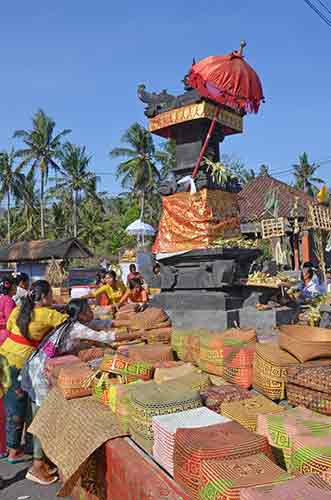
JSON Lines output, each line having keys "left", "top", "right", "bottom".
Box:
{"left": 187, "top": 42, "right": 264, "bottom": 114}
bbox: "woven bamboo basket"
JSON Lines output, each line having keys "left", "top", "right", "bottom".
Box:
{"left": 57, "top": 365, "right": 94, "bottom": 400}
{"left": 241, "top": 474, "right": 331, "bottom": 500}
{"left": 287, "top": 383, "right": 331, "bottom": 415}
{"left": 253, "top": 343, "right": 299, "bottom": 400}
{"left": 291, "top": 434, "right": 331, "bottom": 483}
{"left": 279, "top": 325, "right": 331, "bottom": 363}
{"left": 129, "top": 380, "right": 202, "bottom": 454}
{"left": 100, "top": 354, "right": 154, "bottom": 382}
{"left": 198, "top": 453, "right": 291, "bottom": 500}
{"left": 174, "top": 421, "right": 273, "bottom": 499}
{"left": 257, "top": 407, "right": 331, "bottom": 471}
{"left": 220, "top": 395, "right": 283, "bottom": 432}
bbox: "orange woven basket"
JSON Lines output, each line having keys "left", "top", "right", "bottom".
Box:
{"left": 279, "top": 325, "right": 331, "bottom": 363}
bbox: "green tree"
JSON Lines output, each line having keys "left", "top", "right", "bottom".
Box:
{"left": 110, "top": 123, "right": 160, "bottom": 220}
{"left": 78, "top": 200, "right": 105, "bottom": 251}
{"left": 293, "top": 152, "right": 323, "bottom": 196}
{"left": 14, "top": 109, "right": 71, "bottom": 238}
{"left": 16, "top": 168, "right": 40, "bottom": 239}
{"left": 56, "top": 142, "right": 98, "bottom": 237}
{"left": 0, "top": 148, "right": 25, "bottom": 243}
{"left": 221, "top": 154, "right": 256, "bottom": 185}
{"left": 155, "top": 139, "right": 176, "bottom": 177}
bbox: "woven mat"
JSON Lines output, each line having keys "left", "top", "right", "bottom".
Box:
{"left": 287, "top": 364, "right": 331, "bottom": 393}
{"left": 253, "top": 342, "right": 299, "bottom": 400}
{"left": 220, "top": 395, "right": 283, "bottom": 432}
{"left": 174, "top": 421, "right": 272, "bottom": 498}
{"left": 152, "top": 408, "right": 229, "bottom": 476}
{"left": 257, "top": 406, "right": 331, "bottom": 471}
{"left": 29, "top": 387, "right": 126, "bottom": 496}
{"left": 241, "top": 474, "right": 331, "bottom": 500}
{"left": 201, "top": 384, "right": 252, "bottom": 413}
{"left": 287, "top": 383, "right": 331, "bottom": 415}
{"left": 199, "top": 453, "right": 291, "bottom": 500}
{"left": 291, "top": 434, "right": 331, "bottom": 482}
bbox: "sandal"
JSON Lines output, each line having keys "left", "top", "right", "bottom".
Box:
{"left": 7, "top": 454, "right": 32, "bottom": 464}
{"left": 46, "top": 465, "right": 58, "bottom": 475}
{"left": 26, "top": 471, "right": 58, "bottom": 486}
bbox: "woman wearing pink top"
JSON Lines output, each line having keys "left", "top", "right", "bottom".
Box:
{"left": 0, "top": 276, "right": 17, "bottom": 345}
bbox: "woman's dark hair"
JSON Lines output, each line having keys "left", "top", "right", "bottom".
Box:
{"left": 107, "top": 270, "right": 117, "bottom": 280}
{"left": 14, "top": 272, "right": 29, "bottom": 287}
{"left": 129, "top": 264, "right": 136, "bottom": 273}
{"left": 0, "top": 275, "right": 16, "bottom": 296}
{"left": 96, "top": 271, "right": 106, "bottom": 286}
{"left": 303, "top": 261, "right": 314, "bottom": 269}
{"left": 66, "top": 298, "right": 89, "bottom": 321}
{"left": 129, "top": 278, "right": 142, "bottom": 290}
{"left": 17, "top": 280, "right": 51, "bottom": 339}
{"left": 304, "top": 268, "right": 314, "bottom": 280}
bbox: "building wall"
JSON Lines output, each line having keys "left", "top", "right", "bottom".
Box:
{"left": 17, "top": 262, "right": 47, "bottom": 282}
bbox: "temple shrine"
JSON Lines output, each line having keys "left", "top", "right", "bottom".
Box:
{"left": 138, "top": 42, "right": 296, "bottom": 330}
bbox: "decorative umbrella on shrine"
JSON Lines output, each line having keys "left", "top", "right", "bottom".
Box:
{"left": 187, "top": 41, "right": 264, "bottom": 114}
{"left": 126, "top": 219, "right": 155, "bottom": 245}
{"left": 188, "top": 42, "right": 264, "bottom": 180}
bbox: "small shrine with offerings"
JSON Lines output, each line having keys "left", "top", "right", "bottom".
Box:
{"left": 138, "top": 42, "right": 294, "bottom": 330}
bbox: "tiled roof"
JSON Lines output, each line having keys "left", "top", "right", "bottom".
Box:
{"left": 237, "top": 175, "right": 314, "bottom": 222}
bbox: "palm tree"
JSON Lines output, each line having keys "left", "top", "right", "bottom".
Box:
{"left": 14, "top": 109, "right": 71, "bottom": 238}
{"left": 55, "top": 142, "right": 98, "bottom": 237}
{"left": 155, "top": 139, "right": 176, "bottom": 177}
{"left": 110, "top": 123, "right": 160, "bottom": 220}
{"left": 293, "top": 152, "right": 323, "bottom": 197}
{"left": 0, "top": 148, "right": 25, "bottom": 243}
{"left": 17, "top": 168, "right": 40, "bottom": 239}
{"left": 79, "top": 201, "right": 104, "bottom": 251}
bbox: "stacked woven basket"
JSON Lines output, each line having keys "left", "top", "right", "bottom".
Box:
{"left": 252, "top": 325, "right": 331, "bottom": 408}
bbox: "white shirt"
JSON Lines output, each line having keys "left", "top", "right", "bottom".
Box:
{"left": 13, "top": 286, "right": 28, "bottom": 306}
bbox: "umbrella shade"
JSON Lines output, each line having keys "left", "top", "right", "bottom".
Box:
{"left": 126, "top": 219, "right": 155, "bottom": 236}
{"left": 188, "top": 51, "right": 264, "bottom": 113}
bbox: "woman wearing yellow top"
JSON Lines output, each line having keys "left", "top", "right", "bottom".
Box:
{"left": 90, "top": 270, "right": 126, "bottom": 305}
{"left": 0, "top": 280, "right": 67, "bottom": 480}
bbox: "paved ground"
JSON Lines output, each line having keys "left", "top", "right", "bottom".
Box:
{"left": 0, "top": 460, "right": 68, "bottom": 500}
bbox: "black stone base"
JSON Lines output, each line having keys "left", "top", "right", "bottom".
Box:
{"left": 166, "top": 308, "right": 240, "bottom": 331}
{"left": 239, "top": 307, "right": 298, "bottom": 333}
{"left": 150, "top": 291, "right": 243, "bottom": 311}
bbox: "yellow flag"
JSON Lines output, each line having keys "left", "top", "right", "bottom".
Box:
{"left": 317, "top": 185, "right": 328, "bottom": 204}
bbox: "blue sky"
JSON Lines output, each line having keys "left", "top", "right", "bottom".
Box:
{"left": 1, "top": 1, "right": 331, "bottom": 196}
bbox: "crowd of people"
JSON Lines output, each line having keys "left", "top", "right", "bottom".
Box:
{"left": 0, "top": 265, "right": 149, "bottom": 488}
